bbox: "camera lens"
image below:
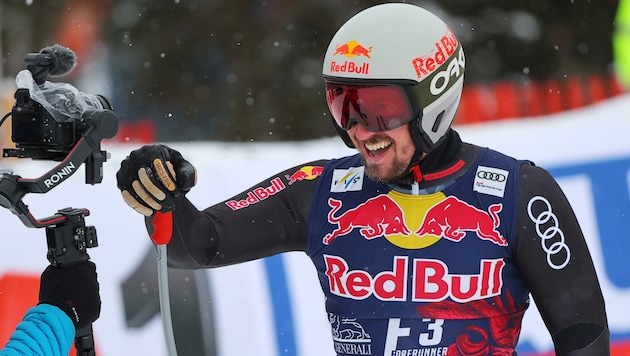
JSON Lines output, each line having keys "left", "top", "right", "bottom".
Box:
{"left": 81, "top": 93, "right": 113, "bottom": 111}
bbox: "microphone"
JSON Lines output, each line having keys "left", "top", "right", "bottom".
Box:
{"left": 39, "top": 44, "right": 77, "bottom": 77}
{"left": 25, "top": 44, "right": 77, "bottom": 84}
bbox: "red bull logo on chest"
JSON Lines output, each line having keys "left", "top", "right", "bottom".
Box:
{"left": 324, "top": 255, "right": 505, "bottom": 302}
{"left": 323, "top": 192, "right": 507, "bottom": 248}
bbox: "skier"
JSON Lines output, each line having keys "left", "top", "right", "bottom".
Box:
{"left": 117, "top": 3, "right": 609, "bottom": 355}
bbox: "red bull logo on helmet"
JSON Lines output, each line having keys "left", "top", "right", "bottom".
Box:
{"left": 412, "top": 28, "right": 459, "bottom": 79}
{"left": 411, "top": 27, "right": 465, "bottom": 99}
{"left": 333, "top": 40, "right": 373, "bottom": 58}
{"left": 323, "top": 192, "right": 507, "bottom": 248}
{"left": 330, "top": 40, "right": 372, "bottom": 75}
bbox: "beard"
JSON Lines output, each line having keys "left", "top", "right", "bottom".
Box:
{"left": 351, "top": 129, "right": 416, "bottom": 183}
{"left": 362, "top": 155, "right": 410, "bottom": 183}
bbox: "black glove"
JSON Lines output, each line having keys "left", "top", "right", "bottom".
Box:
{"left": 38, "top": 261, "right": 101, "bottom": 329}
{"left": 116, "top": 144, "right": 197, "bottom": 216}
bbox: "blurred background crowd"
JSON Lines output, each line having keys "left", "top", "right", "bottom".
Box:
{"left": 0, "top": 0, "right": 626, "bottom": 143}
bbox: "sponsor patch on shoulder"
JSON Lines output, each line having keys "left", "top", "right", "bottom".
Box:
{"left": 473, "top": 166, "right": 508, "bottom": 197}
{"left": 331, "top": 166, "right": 364, "bottom": 192}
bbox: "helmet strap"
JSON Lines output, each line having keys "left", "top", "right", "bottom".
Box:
{"left": 331, "top": 116, "right": 356, "bottom": 148}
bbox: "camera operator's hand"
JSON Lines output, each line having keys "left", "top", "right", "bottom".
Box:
{"left": 38, "top": 261, "right": 101, "bottom": 329}
{"left": 116, "top": 144, "right": 197, "bottom": 216}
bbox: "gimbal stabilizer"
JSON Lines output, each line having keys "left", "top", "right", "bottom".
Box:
{"left": 0, "top": 109, "right": 118, "bottom": 356}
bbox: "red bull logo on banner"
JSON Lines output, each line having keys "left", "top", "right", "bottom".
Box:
{"left": 284, "top": 165, "right": 324, "bottom": 185}
{"left": 324, "top": 192, "right": 507, "bottom": 248}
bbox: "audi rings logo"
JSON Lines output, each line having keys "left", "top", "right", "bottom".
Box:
{"left": 527, "top": 196, "right": 571, "bottom": 270}
{"left": 477, "top": 171, "right": 506, "bottom": 182}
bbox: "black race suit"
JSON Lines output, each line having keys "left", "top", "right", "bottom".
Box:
{"left": 150, "top": 130, "right": 609, "bottom": 355}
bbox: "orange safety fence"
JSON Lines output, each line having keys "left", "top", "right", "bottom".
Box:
{"left": 455, "top": 73, "right": 626, "bottom": 125}
{"left": 109, "top": 118, "right": 157, "bottom": 144}
{"left": 0, "top": 273, "right": 39, "bottom": 348}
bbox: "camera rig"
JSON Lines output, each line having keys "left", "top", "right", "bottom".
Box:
{"left": 0, "top": 108, "right": 118, "bottom": 228}
{"left": 0, "top": 45, "right": 118, "bottom": 356}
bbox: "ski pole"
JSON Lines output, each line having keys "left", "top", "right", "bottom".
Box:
{"left": 151, "top": 211, "right": 178, "bottom": 356}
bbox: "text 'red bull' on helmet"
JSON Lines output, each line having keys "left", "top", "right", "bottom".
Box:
{"left": 322, "top": 3, "right": 465, "bottom": 154}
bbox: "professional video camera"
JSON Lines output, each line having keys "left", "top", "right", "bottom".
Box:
{"left": 0, "top": 44, "right": 118, "bottom": 356}
{"left": 2, "top": 44, "right": 116, "bottom": 162}
{"left": 1, "top": 44, "right": 118, "bottom": 189}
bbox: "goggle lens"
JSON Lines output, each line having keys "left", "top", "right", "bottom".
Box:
{"left": 325, "top": 83, "right": 415, "bottom": 132}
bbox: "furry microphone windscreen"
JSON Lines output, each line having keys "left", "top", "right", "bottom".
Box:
{"left": 39, "top": 44, "right": 77, "bottom": 77}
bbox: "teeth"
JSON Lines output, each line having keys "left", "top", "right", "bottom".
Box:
{"left": 365, "top": 141, "right": 391, "bottom": 151}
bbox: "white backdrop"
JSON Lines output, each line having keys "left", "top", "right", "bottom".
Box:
{"left": 1, "top": 93, "right": 630, "bottom": 355}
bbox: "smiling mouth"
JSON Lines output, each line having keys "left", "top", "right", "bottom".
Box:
{"left": 365, "top": 140, "right": 392, "bottom": 157}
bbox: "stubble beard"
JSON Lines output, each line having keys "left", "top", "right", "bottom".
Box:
{"left": 363, "top": 156, "right": 409, "bottom": 183}
{"left": 354, "top": 131, "right": 414, "bottom": 183}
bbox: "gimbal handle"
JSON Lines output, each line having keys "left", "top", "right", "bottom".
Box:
{"left": 75, "top": 325, "right": 96, "bottom": 356}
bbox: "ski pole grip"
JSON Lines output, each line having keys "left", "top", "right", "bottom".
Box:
{"left": 151, "top": 211, "right": 173, "bottom": 245}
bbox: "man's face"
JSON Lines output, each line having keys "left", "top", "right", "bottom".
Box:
{"left": 347, "top": 123, "right": 416, "bottom": 182}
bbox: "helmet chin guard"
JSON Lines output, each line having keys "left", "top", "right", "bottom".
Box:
{"left": 322, "top": 3, "right": 465, "bottom": 154}
{"left": 331, "top": 115, "right": 357, "bottom": 148}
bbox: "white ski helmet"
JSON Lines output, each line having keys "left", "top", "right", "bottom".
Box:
{"left": 322, "top": 3, "right": 465, "bottom": 153}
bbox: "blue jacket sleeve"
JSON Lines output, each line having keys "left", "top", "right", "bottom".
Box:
{"left": 0, "top": 304, "right": 75, "bottom": 356}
